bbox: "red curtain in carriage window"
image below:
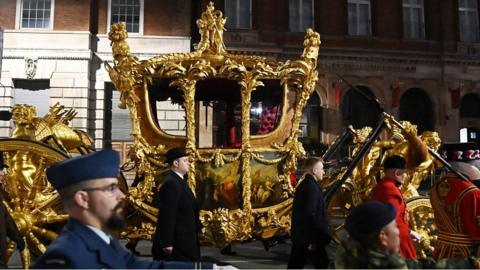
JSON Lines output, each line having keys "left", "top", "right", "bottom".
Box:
{"left": 256, "top": 106, "right": 279, "bottom": 135}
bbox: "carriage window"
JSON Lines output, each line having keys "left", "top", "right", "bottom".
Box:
{"left": 196, "top": 79, "right": 242, "bottom": 148}
{"left": 196, "top": 79, "right": 283, "bottom": 148}
{"left": 147, "top": 79, "right": 186, "bottom": 136}
{"left": 147, "top": 78, "right": 283, "bottom": 145}
{"left": 250, "top": 80, "right": 283, "bottom": 136}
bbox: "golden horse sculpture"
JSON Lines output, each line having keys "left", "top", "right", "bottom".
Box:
{"left": 325, "top": 115, "right": 439, "bottom": 258}
{"left": 106, "top": 2, "right": 320, "bottom": 248}
{"left": 0, "top": 103, "right": 95, "bottom": 268}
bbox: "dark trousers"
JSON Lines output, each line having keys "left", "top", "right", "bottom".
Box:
{"left": 152, "top": 241, "right": 201, "bottom": 262}
{"left": 0, "top": 251, "right": 7, "bottom": 269}
{"left": 287, "top": 243, "right": 329, "bottom": 269}
{"left": 153, "top": 249, "right": 192, "bottom": 261}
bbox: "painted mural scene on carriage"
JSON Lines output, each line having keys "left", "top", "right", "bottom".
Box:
{"left": 2, "top": 0, "right": 480, "bottom": 269}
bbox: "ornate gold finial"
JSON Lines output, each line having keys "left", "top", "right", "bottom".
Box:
{"left": 108, "top": 22, "right": 131, "bottom": 58}
{"left": 301, "top": 28, "right": 321, "bottom": 60}
{"left": 196, "top": 2, "right": 227, "bottom": 54}
{"left": 349, "top": 125, "right": 373, "bottom": 144}
{"left": 12, "top": 104, "right": 37, "bottom": 125}
{"left": 108, "top": 22, "right": 128, "bottom": 43}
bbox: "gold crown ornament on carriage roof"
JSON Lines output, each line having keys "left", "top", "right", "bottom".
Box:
{"left": 105, "top": 2, "right": 321, "bottom": 247}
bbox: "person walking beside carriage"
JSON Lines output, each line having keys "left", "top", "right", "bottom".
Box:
{"left": 287, "top": 157, "right": 331, "bottom": 269}
{"left": 370, "top": 155, "right": 419, "bottom": 259}
{"left": 152, "top": 147, "right": 202, "bottom": 261}
{"left": 430, "top": 161, "right": 480, "bottom": 259}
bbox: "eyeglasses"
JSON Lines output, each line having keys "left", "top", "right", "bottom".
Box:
{"left": 83, "top": 183, "right": 120, "bottom": 193}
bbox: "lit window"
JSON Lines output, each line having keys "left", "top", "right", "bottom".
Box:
{"left": 348, "top": 0, "right": 371, "bottom": 36}
{"left": 403, "top": 0, "right": 425, "bottom": 39}
{"left": 20, "top": 0, "right": 53, "bottom": 29}
{"left": 289, "top": 0, "right": 314, "bottom": 32}
{"left": 109, "top": 0, "right": 142, "bottom": 33}
{"left": 458, "top": 0, "right": 479, "bottom": 42}
{"left": 225, "top": 0, "right": 252, "bottom": 29}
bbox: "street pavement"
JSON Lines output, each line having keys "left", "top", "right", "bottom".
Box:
{"left": 9, "top": 239, "right": 338, "bottom": 269}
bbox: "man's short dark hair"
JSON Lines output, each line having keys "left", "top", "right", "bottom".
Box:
{"left": 303, "top": 157, "right": 323, "bottom": 170}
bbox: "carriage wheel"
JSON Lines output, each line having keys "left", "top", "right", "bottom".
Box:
{"left": 0, "top": 139, "right": 70, "bottom": 269}
{"left": 326, "top": 180, "right": 362, "bottom": 243}
{"left": 406, "top": 196, "right": 436, "bottom": 259}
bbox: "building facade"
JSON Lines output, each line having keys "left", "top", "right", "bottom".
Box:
{"left": 0, "top": 0, "right": 191, "bottom": 156}
{"left": 1, "top": 0, "right": 480, "bottom": 156}
{"left": 195, "top": 0, "right": 480, "bottom": 144}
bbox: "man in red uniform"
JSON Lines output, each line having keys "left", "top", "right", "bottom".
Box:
{"left": 370, "top": 155, "right": 417, "bottom": 259}
{"left": 430, "top": 161, "right": 480, "bottom": 258}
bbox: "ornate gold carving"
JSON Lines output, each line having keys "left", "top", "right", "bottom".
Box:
{"left": 196, "top": 2, "right": 227, "bottom": 54}
{"left": 407, "top": 197, "right": 436, "bottom": 258}
{"left": 107, "top": 2, "right": 321, "bottom": 248}
{"left": 200, "top": 208, "right": 253, "bottom": 249}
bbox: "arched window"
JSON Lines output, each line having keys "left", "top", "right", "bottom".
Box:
{"left": 399, "top": 88, "right": 434, "bottom": 133}
{"left": 460, "top": 93, "right": 480, "bottom": 118}
{"left": 341, "top": 86, "right": 381, "bottom": 129}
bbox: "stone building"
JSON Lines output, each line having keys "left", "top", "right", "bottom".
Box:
{"left": 0, "top": 0, "right": 191, "bottom": 156}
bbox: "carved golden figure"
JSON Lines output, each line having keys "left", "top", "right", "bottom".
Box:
{"left": 348, "top": 125, "right": 381, "bottom": 199}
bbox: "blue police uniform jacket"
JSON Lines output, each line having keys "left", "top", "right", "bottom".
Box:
{"left": 33, "top": 218, "right": 210, "bottom": 269}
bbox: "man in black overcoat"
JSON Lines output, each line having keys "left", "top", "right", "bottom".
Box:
{"left": 288, "top": 157, "right": 331, "bottom": 269}
{"left": 152, "top": 147, "right": 202, "bottom": 261}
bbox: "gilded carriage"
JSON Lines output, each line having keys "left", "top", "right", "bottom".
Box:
{"left": 105, "top": 2, "right": 320, "bottom": 248}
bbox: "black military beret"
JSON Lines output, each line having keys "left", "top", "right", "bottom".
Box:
{"left": 165, "top": 147, "right": 188, "bottom": 164}
{"left": 47, "top": 150, "right": 120, "bottom": 191}
{"left": 345, "top": 201, "right": 397, "bottom": 238}
{"left": 383, "top": 155, "right": 406, "bottom": 169}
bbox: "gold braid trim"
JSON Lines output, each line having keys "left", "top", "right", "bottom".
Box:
{"left": 251, "top": 152, "right": 285, "bottom": 164}
{"left": 437, "top": 231, "right": 480, "bottom": 246}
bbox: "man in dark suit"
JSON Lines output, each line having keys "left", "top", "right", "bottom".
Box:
{"left": 0, "top": 158, "right": 25, "bottom": 268}
{"left": 152, "top": 147, "right": 202, "bottom": 261}
{"left": 33, "top": 150, "right": 212, "bottom": 269}
{"left": 288, "top": 157, "right": 331, "bottom": 269}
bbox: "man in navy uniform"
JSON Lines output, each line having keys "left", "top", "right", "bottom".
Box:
{"left": 33, "top": 150, "right": 212, "bottom": 269}
{"left": 152, "top": 147, "right": 202, "bottom": 261}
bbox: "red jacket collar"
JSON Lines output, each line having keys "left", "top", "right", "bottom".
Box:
{"left": 382, "top": 176, "right": 401, "bottom": 187}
